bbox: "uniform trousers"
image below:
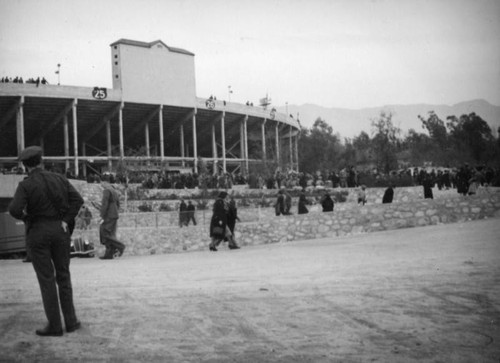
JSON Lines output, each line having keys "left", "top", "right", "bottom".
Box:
{"left": 99, "top": 218, "right": 125, "bottom": 257}
{"left": 28, "top": 220, "right": 78, "bottom": 331}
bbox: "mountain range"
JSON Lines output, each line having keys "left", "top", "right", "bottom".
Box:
{"left": 277, "top": 99, "right": 500, "bottom": 139}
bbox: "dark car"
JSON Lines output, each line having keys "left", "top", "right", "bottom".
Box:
{"left": 0, "top": 198, "right": 26, "bottom": 255}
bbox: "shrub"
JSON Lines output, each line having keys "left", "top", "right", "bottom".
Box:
{"left": 159, "top": 203, "right": 173, "bottom": 212}
{"left": 239, "top": 197, "right": 251, "bottom": 207}
{"left": 257, "top": 196, "right": 273, "bottom": 208}
{"left": 138, "top": 203, "right": 153, "bottom": 212}
{"left": 196, "top": 200, "right": 209, "bottom": 211}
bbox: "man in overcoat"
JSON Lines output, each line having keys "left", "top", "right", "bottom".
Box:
{"left": 99, "top": 182, "right": 125, "bottom": 259}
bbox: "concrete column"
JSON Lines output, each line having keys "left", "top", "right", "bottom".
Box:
{"left": 72, "top": 99, "right": 79, "bottom": 177}
{"left": 295, "top": 134, "right": 299, "bottom": 172}
{"left": 221, "top": 111, "right": 226, "bottom": 173}
{"left": 81, "top": 142, "right": 87, "bottom": 179}
{"left": 63, "top": 115, "right": 69, "bottom": 171}
{"left": 118, "top": 102, "right": 124, "bottom": 159}
{"left": 159, "top": 105, "right": 164, "bottom": 160}
{"left": 275, "top": 124, "right": 280, "bottom": 166}
{"left": 240, "top": 121, "right": 244, "bottom": 171}
{"left": 212, "top": 123, "right": 217, "bottom": 175}
{"left": 192, "top": 110, "right": 198, "bottom": 173}
{"left": 243, "top": 115, "right": 249, "bottom": 175}
{"left": 261, "top": 119, "right": 266, "bottom": 161}
{"left": 16, "top": 96, "right": 25, "bottom": 167}
{"left": 106, "top": 119, "right": 112, "bottom": 170}
{"left": 180, "top": 124, "right": 185, "bottom": 167}
{"left": 145, "top": 122, "right": 150, "bottom": 158}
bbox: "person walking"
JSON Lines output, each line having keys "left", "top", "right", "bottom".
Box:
{"left": 9, "top": 146, "right": 84, "bottom": 336}
{"left": 99, "top": 182, "right": 126, "bottom": 259}
{"left": 208, "top": 192, "right": 239, "bottom": 251}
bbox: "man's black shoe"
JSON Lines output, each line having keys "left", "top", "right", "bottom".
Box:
{"left": 66, "top": 321, "right": 81, "bottom": 333}
{"left": 229, "top": 245, "right": 240, "bottom": 250}
{"left": 99, "top": 256, "right": 113, "bottom": 260}
{"left": 36, "top": 326, "right": 63, "bottom": 337}
{"left": 209, "top": 246, "right": 217, "bottom": 252}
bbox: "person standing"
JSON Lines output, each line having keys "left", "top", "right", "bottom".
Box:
{"left": 357, "top": 185, "right": 367, "bottom": 205}
{"left": 209, "top": 192, "right": 239, "bottom": 251}
{"left": 321, "top": 191, "right": 334, "bottom": 212}
{"left": 275, "top": 189, "right": 286, "bottom": 216}
{"left": 99, "top": 182, "right": 126, "bottom": 259}
{"left": 9, "top": 146, "right": 83, "bottom": 336}
{"left": 178, "top": 198, "right": 188, "bottom": 227}
{"left": 298, "top": 189, "right": 309, "bottom": 214}
{"left": 382, "top": 185, "right": 394, "bottom": 204}
{"left": 423, "top": 174, "right": 434, "bottom": 199}
{"left": 186, "top": 200, "right": 197, "bottom": 226}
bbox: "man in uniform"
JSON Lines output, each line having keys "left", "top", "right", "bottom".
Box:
{"left": 99, "top": 182, "right": 126, "bottom": 259}
{"left": 9, "top": 146, "right": 84, "bottom": 336}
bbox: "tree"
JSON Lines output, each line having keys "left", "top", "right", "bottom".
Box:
{"left": 446, "top": 113, "right": 494, "bottom": 163}
{"left": 298, "top": 118, "right": 343, "bottom": 173}
{"left": 402, "top": 129, "right": 433, "bottom": 165}
{"left": 351, "top": 131, "right": 373, "bottom": 167}
{"left": 418, "top": 111, "right": 448, "bottom": 148}
{"left": 371, "top": 112, "right": 400, "bottom": 173}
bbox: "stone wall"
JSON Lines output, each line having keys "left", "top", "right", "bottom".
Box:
{"left": 75, "top": 186, "right": 500, "bottom": 257}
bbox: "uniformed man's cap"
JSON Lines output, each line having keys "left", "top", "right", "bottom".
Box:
{"left": 19, "top": 146, "right": 43, "bottom": 161}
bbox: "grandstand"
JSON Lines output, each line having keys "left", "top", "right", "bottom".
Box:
{"left": 0, "top": 39, "right": 300, "bottom": 178}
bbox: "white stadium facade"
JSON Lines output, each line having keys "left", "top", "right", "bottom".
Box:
{"left": 0, "top": 39, "right": 300, "bottom": 178}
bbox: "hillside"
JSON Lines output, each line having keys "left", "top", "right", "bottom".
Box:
{"left": 278, "top": 99, "right": 500, "bottom": 139}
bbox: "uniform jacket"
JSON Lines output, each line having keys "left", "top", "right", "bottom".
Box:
{"left": 9, "top": 168, "right": 83, "bottom": 230}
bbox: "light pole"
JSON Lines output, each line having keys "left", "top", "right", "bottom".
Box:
{"left": 228, "top": 85, "right": 233, "bottom": 102}
{"left": 55, "top": 63, "right": 61, "bottom": 85}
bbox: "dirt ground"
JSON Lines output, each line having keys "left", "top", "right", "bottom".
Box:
{"left": 1, "top": 218, "right": 499, "bottom": 363}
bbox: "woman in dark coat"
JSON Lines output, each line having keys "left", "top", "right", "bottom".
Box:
{"left": 423, "top": 174, "right": 434, "bottom": 199}
{"left": 209, "top": 192, "right": 239, "bottom": 251}
{"left": 382, "top": 185, "right": 394, "bottom": 204}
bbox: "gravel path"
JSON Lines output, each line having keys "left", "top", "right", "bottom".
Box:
{"left": 1, "top": 218, "right": 499, "bottom": 362}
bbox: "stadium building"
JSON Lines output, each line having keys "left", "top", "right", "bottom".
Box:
{"left": 0, "top": 39, "right": 301, "bottom": 179}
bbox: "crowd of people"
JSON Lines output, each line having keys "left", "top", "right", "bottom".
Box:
{"left": 4, "top": 162, "right": 499, "bottom": 194}
{"left": 1, "top": 76, "right": 49, "bottom": 86}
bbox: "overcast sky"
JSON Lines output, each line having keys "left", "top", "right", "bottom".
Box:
{"left": 1, "top": 0, "right": 499, "bottom": 109}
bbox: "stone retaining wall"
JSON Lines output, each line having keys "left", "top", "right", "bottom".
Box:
{"left": 75, "top": 187, "right": 500, "bottom": 257}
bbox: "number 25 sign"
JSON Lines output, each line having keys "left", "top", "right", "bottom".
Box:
{"left": 92, "top": 87, "right": 107, "bottom": 100}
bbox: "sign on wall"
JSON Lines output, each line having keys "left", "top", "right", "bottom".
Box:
{"left": 92, "top": 87, "right": 107, "bottom": 100}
